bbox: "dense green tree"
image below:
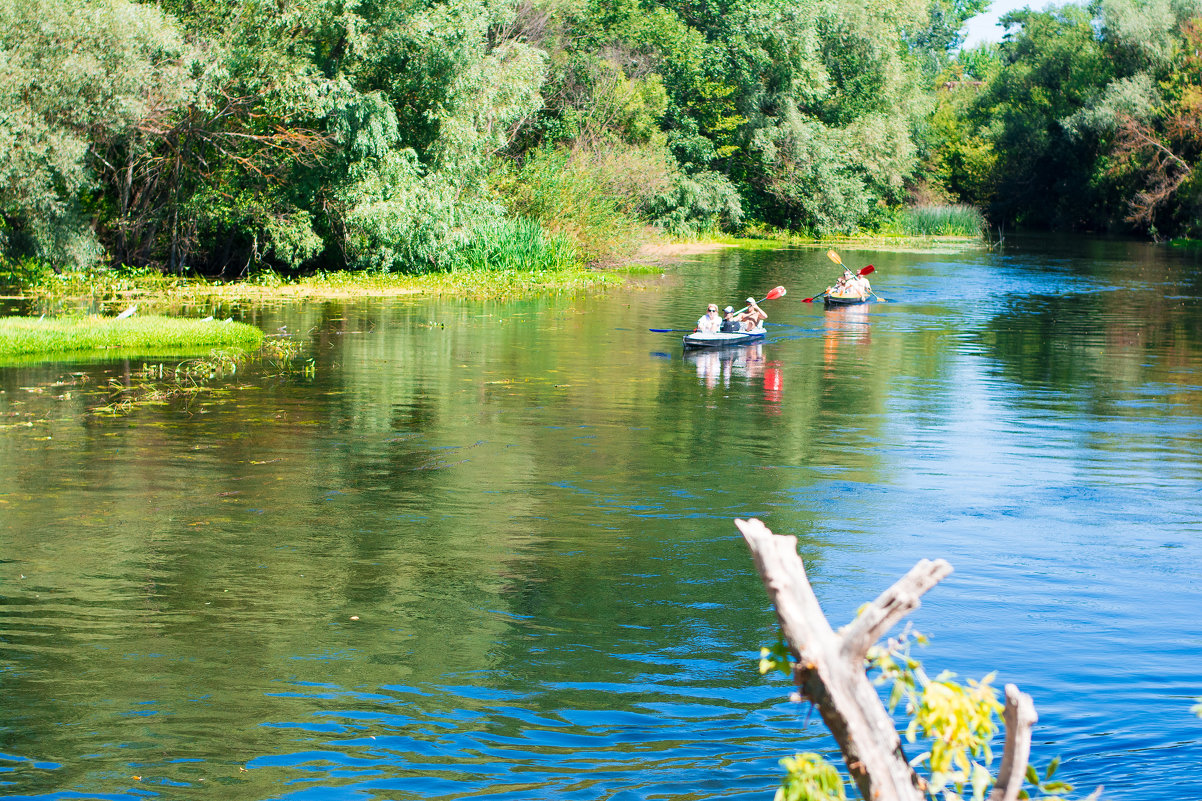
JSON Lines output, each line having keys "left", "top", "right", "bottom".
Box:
{"left": 567, "top": 0, "right": 950, "bottom": 234}
{"left": 30, "top": 0, "right": 1202, "bottom": 275}
{"left": 905, "top": 0, "right": 991, "bottom": 78}
{"left": 102, "top": 0, "right": 549, "bottom": 273}
{"left": 936, "top": 0, "right": 1202, "bottom": 237}
{"left": 0, "top": 0, "right": 190, "bottom": 269}
{"left": 980, "top": 5, "right": 1115, "bottom": 228}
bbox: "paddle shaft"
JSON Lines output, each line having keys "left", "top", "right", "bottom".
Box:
{"left": 733, "top": 286, "right": 786, "bottom": 316}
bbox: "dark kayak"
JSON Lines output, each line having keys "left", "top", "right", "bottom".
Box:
{"left": 682, "top": 329, "right": 766, "bottom": 349}
{"left": 823, "top": 293, "right": 871, "bottom": 307}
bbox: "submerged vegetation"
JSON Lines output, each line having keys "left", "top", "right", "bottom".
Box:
{"left": 1, "top": 335, "right": 315, "bottom": 415}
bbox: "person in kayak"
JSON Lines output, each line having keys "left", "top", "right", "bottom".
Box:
{"left": 720, "top": 306, "right": 742, "bottom": 332}
{"left": 829, "top": 269, "right": 870, "bottom": 300}
{"left": 739, "top": 298, "right": 767, "bottom": 331}
{"left": 696, "top": 303, "right": 722, "bottom": 333}
{"left": 850, "top": 270, "right": 871, "bottom": 299}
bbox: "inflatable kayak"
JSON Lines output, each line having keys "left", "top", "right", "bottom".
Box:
{"left": 682, "top": 329, "right": 766, "bottom": 349}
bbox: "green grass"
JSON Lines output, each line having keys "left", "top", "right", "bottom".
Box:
{"left": 0, "top": 315, "right": 264, "bottom": 357}
{"left": 406, "top": 267, "right": 625, "bottom": 298}
{"left": 174, "top": 265, "right": 627, "bottom": 302}
{"left": 6, "top": 261, "right": 627, "bottom": 305}
{"left": 893, "top": 204, "right": 986, "bottom": 237}
{"left": 452, "top": 217, "right": 580, "bottom": 272}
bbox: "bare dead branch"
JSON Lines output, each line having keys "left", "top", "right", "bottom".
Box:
{"left": 839, "top": 558, "right": 954, "bottom": 663}
{"left": 737, "top": 518, "right": 925, "bottom": 801}
{"left": 988, "top": 684, "right": 1037, "bottom": 801}
{"left": 738, "top": 518, "right": 1041, "bottom": 801}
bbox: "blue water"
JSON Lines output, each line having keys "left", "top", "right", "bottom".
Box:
{"left": 1, "top": 236, "right": 1200, "bottom": 799}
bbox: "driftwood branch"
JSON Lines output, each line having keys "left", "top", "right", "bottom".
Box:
{"left": 737, "top": 518, "right": 1038, "bottom": 801}
{"left": 989, "top": 684, "right": 1038, "bottom": 801}
{"left": 840, "top": 558, "right": 954, "bottom": 662}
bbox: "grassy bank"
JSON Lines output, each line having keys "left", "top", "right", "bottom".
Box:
{"left": 2, "top": 222, "right": 985, "bottom": 312}
{"left": 3, "top": 261, "right": 637, "bottom": 306}
{"left": 0, "top": 315, "right": 264, "bottom": 357}
{"left": 170, "top": 265, "right": 633, "bottom": 303}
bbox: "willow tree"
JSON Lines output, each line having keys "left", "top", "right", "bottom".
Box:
{"left": 322, "top": 0, "right": 548, "bottom": 272}
{"left": 0, "top": 0, "right": 190, "bottom": 269}
{"left": 148, "top": 0, "right": 549, "bottom": 274}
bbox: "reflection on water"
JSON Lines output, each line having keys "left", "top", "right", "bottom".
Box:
{"left": 2, "top": 237, "right": 1201, "bottom": 800}
{"left": 822, "top": 303, "right": 872, "bottom": 370}
{"left": 686, "top": 344, "right": 785, "bottom": 414}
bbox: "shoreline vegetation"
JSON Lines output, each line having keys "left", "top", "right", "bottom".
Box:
{"left": 3, "top": 0, "right": 1197, "bottom": 313}
{"left": 5, "top": 231, "right": 984, "bottom": 303}
{"left": 0, "top": 230, "right": 985, "bottom": 358}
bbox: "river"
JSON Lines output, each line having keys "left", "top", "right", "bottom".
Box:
{"left": 1, "top": 237, "right": 1200, "bottom": 800}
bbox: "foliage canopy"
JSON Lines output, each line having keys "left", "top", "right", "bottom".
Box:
{"left": 2, "top": 0, "right": 1198, "bottom": 275}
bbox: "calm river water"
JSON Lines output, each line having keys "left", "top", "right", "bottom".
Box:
{"left": 2, "top": 238, "right": 1201, "bottom": 800}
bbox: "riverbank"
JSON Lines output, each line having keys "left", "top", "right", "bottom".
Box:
{"left": 2, "top": 233, "right": 986, "bottom": 312}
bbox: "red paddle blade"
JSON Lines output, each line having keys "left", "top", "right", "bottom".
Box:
{"left": 765, "top": 285, "right": 786, "bottom": 301}
{"left": 802, "top": 297, "right": 815, "bottom": 303}
{"left": 858, "top": 265, "right": 875, "bottom": 276}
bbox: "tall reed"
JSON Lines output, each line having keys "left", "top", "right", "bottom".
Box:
{"left": 494, "top": 145, "right": 664, "bottom": 266}
{"left": 452, "top": 217, "right": 579, "bottom": 272}
{"left": 896, "top": 204, "right": 986, "bottom": 236}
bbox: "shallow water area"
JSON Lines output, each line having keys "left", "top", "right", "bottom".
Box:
{"left": 2, "top": 236, "right": 1201, "bottom": 800}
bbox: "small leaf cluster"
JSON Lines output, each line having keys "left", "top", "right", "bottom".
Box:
{"left": 759, "top": 623, "right": 1096, "bottom": 801}
{"left": 776, "top": 752, "right": 847, "bottom": 801}
{"left": 759, "top": 633, "right": 794, "bottom": 678}
{"left": 1020, "top": 758, "right": 1074, "bottom": 801}
{"left": 906, "top": 671, "right": 1003, "bottom": 798}
{"left": 868, "top": 628, "right": 1003, "bottom": 800}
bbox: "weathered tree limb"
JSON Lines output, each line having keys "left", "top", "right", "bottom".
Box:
{"left": 737, "top": 518, "right": 1039, "bottom": 801}
{"left": 988, "top": 684, "right": 1038, "bottom": 801}
{"left": 738, "top": 517, "right": 928, "bottom": 801}
{"left": 839, "top": 558, "right": 954, "bottom": 663}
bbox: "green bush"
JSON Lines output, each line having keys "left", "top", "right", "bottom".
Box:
{"left": 647, "top": 171, "right": 744, "bottom": 237}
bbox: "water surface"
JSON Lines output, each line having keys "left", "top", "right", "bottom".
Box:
{"left": 2, "top": 237, "right": 1200, "bottom": 800}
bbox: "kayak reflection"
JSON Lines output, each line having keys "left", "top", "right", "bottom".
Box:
{"left": 822, "top": 302, "right": 871, "bottom": 368}
{"left": 683, "top": 343, "right": 784, "bottom": 411}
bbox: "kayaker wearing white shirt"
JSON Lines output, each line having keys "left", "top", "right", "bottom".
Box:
{"left": 696, "top": 303, "right": 722, "bottom": 333}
